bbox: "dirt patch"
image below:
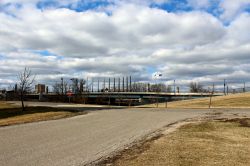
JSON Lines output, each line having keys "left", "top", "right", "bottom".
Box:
{"left": 224, "top": 118, "right": 250, "bottom": 127}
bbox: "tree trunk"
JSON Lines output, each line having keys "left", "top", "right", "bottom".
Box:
{"left": 21, "top": 92, "right": 25, "bottom": 111}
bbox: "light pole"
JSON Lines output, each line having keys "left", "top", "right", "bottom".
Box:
{"left": 98, "top": 78, "right": 99, "bottom": 92}
{"left": 174, "top": 80, "right": 176, "bottom": 95}
{"left": 224, "top": 79, "right": 226, "bottom": 95}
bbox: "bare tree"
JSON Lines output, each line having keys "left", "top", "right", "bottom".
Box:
{"left": 63, "top": 81, "right": 68, "bottom": 94}
{"left": 150, "top": 83, "right": 167, "bottom": 92}
{"left": 70, "top": 78, "right": 80, "bottom": 94}
{"left": 18, "top": 67, "right": 35, "bottom": 111}
{"left": 79, "top": 79, "right": 84, "bottom": 93}
{"left": 52, "top": 82, "right": 61, "bottom": 94}
{"left": 189, "top": 82, "right": 203, "bottom": 93}
{"left": 133, "top": 83, "right": 148, "bottom": 92}
{"left": 166, "top": 85, "right": 172, "bottom": 93}
{"left": 53, "top": 80, "right": 68, "bottom": 95}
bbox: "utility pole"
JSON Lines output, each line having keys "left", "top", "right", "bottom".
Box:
{"left": 213, "top": 83, "right": 215, "bottom": 93}
{"left": 103, "top": 78, "right": 106, "bottom": 92}
{"left": 129, "top": 76, "right": 132, "bottom": 92}
{"left": 118, "top": 77, "right": 120, "bottom": 92}
{"left": 86, "top": 77, "right": 88, "bottom": 92}
{"left": 224, "top": 79, "right": 226, "bottom": 95}
{"left": 97, "top": 78, "right": 100, "bottom": 92}
{"left": 133, "top": 80, "right": 136, "bottom": 92}
{"left": 113, "top": 78, "right": 116, "bottom": 92}
{"left": 122, "top": 77, "right": 125, "bottom": 92}
{"left": 244, "top": 82, "right": 246, "bottom": 92}
{"left": 91, "top": 78, "right": 93, "bottom": 92}
{"left": 126, "top": 76, "right": 129, "bottom": 92}
{"left": 174, "top": 80, "right": 176, "bottom": 94}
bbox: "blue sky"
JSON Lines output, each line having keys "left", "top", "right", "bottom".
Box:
{"left": 2, "top": 0, "right": 249, "bottom": 20}
{"left": 0, "top": 0, "right": 250, "bottom": 90}
{"left": 36, "top": 0, "right": 249, "bottom": 18}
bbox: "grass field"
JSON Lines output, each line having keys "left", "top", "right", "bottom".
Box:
{"left": 0, "top": 101, "right": 86, "bottom": 126}
{"left": 110, "top": 119, "right": 250, "bottom": 166}
{"left": 0, "top": 101, "right": 18, "bottom": 109}
{"left": 139, "top": 92, "right": 250, "bottom": 108}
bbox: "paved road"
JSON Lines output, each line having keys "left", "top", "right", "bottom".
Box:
{"left": 1, "top": 107, "right": 248, "bottom": 166}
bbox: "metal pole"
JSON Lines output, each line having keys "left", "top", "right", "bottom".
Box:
{"left": 98, "top": 78, "right": 99, "bottom": 92}
{"left": 174, "top": 80, "right": 176, "bottom": 94}
{"left": 126, "top": 76, "right": 128, "bottom": 92}
{"left": 92, "top": 78, "right": 93, "bottom": 92}
{"left": 86, "top": 77, "right": 88, "bottom": 92}
{"left": 213, "top": 83, "right": 215, "bottom": 93}
{"left": 103, "top": 78, "right": 105, "bottom": 92}
{"left": 122, "top": 77, "right": 125, "bottom": 92}
{"left": 118, "top": 78, "right": 120, "bottom": 92}
{"left": 224, "top": 79, "right": 226, "bottom": 95}
{"left": 134, "top": 80, "right": 136, "bottom": 92}
{"left": 209, "top": 93, "right": 212, "bottom": 109}
{"left": 108, "top": 78, "right": 110, "bottom": 92}
{"left": 129, "top": 76, "right": 132, "bottom": 92}
{"left": 113, "top": 78, "right": 116, "bottom": 92}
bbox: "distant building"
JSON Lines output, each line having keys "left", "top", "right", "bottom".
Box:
{"left": 35, "top": 84, "right": 45, "bottom": 94}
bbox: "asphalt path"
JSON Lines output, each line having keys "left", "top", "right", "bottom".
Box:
{"left": 1, "top": 105, "right": 249, "bottom": 166}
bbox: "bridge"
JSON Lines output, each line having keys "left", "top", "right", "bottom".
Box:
{"left": 25, "top": 92, "right": 223, "bottom": 105}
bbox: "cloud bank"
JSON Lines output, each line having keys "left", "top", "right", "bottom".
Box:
{"left": 0, "top": 0, "right": 250, "bottom": 90}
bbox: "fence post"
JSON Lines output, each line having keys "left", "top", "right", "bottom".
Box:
{"left": 209, "top": 92, "right": 213, "bottom": 109}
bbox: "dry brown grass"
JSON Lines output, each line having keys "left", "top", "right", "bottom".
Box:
{"left": 140, "top": 92, "right": 250, "bottom": 108}
{"left": 111, "top": 119, "right": 250, "bottom": 166}
{"left": 0, "top": 101, "right": 17, "bottom": 109}
{"left": 0, "top": 111, "right": 75, "bottom": 126}
{"left": 0, "top": 101, "right": 86, "bottom": 126}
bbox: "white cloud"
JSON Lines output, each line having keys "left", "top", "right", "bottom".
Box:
{"left": 219, "top": 0, "right": 250, "bottom": 21}
{"left": 187, "top": 0, "right": 211, "bottom": 9}
{"left": 0, "top": 3, "right": 249, "bottom": 89}
{"left": 0, "top": 5, "right": 225, "bottom": 57}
